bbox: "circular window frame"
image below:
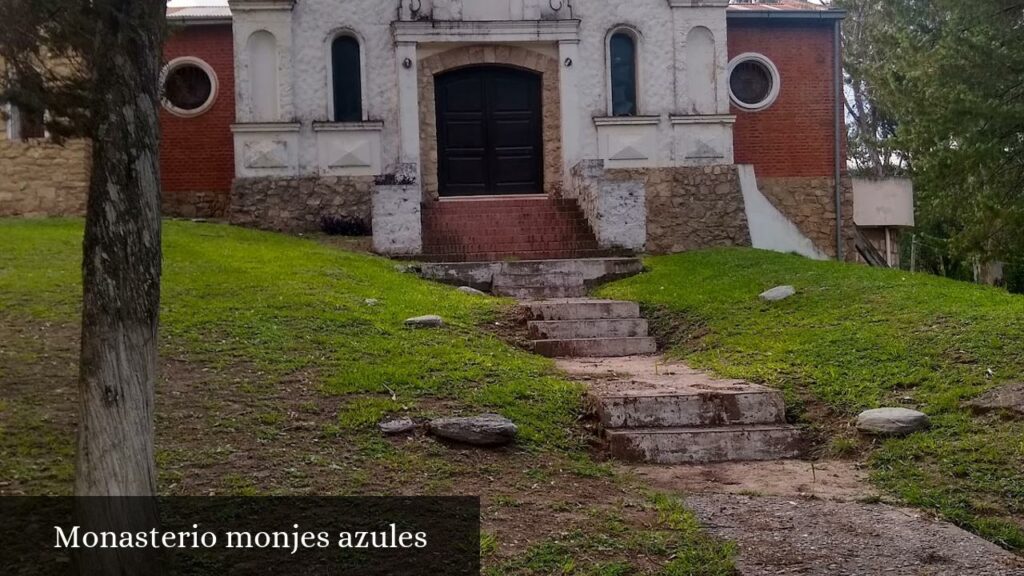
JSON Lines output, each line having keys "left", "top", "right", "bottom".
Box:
{"left": 728, "top": 53, "right": 781, "bottom": 112}
{"left": 160, "top": 57, "right": 218, "bottom": 118}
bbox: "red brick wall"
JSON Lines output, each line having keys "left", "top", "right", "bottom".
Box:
{"left": 728, "top": 20, "right": 842, "bottom": 178}
{"left": 160, "top": 24, "right": 234, "bottom": 213}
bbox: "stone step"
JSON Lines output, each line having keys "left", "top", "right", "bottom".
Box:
{"left": 495, "top": 271, "right": 585, "bottom": 289}
{"left": 520, "top": 299, "right": 641, "bottom": 321}
{"left": 533, "top": 337, "right": 657, "bottom": 358}
{"left": 419, "top": 259, "right": 642, "bottom": 290}
{"left": 528, "top": 318, "right": 649, "bottom": 340}
{"left": 495, "top": 285, "right": 587, "bottom": 299}
{"left": 591, "top": 388, "right": 786, "bottom": 429}
{"left": 605, "top": 425, "right": 806, "bottom": 464}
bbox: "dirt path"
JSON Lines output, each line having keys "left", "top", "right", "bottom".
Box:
{"left": 561, "top": 354, "right": 1024, "bottom": 575}
{"left": 687, "top": 492, "right": 1023, "bottom": 575}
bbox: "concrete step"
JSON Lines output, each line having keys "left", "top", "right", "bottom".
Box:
{"left": 528, "top": 318, "right": 649, "bottom": 340}
{"left": 520, "top": 299, "right": 640, "bottom": 321}
{"left": 591, "top": 387, "right": 786, "bottom": 429}
{"left": 418, "top": 259, "right": 642, "bottom": 291}
{"left": 495, "top": 285, "right": 587, "bottom": 299}
{"left": 533, "top": 337, "right": 657, "bottom": 358}
{"left": 605, "top": 425, "right": 806, "bottom": 464}
{"left": 493, "top": 272, "right": 586, "bottom": 299}
{"left": 494, "top": 271, "right": 585, "bottom": 289}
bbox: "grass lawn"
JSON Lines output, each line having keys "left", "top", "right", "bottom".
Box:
{"left": 598, "top": 248, "right": 1024, "bottom": 551}
{"left": 0, "top": 218, "right": 735, "bottom": 575}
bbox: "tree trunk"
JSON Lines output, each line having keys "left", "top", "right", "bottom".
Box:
{"left": 75, "top": 0, "right": 165, "bottom": 572}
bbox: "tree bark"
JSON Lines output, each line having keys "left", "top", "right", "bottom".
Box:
{"left": 75, "top": 0, "right": 165, "bottom": 573}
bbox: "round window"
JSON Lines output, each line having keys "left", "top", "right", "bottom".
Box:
{"left": 161, "top": 58, "right": 218, "bottom": 117}
{"left": 728, "top": 54, "right": 780, "bottom": 111}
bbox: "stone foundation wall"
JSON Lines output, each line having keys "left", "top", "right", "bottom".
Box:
{"left": 606, "top": 165, "right": 751, "bottom": 254}
{"left": 419, "top": 45, "right": 563, "bottom": 199}
{"left": 0, "top": 138, "right": 90, "bottom": 217}
{"left": 162, "top": 191, "right": 230, "bottom": 219}
{"left": 757, "top": 176, "right": 855, "bottom": 260}
{"left": 229, "top": 176, "right": 373, "bottom": 233}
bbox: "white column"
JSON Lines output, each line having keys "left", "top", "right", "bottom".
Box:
{"left": 558, "top": 40, "right": 581, "bottom": 191}
{"left": 396, "top": 42, "right": 421, "bottom": 169}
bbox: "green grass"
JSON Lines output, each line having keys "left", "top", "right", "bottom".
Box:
{"left": 0, "top": 218, "right": 737, "bottom": 574}
{"left": 486, "top": 493, "right": 736, "bottom": 576}
{"left": 0, "top": 218, "right": 581, "bottom": 448}
{"left": 598, "top": 248, "right": 1024, "bottom": 551}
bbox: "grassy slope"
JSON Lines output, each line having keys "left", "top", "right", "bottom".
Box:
{"left": 0, "top": 219, "right": 734, "bottom": 575}
{"left": 598, "top": 248, "right": 1024, "bottom": 551}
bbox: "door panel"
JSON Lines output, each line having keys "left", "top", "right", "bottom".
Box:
{"left": 436, "top": 67, "right": 543, "bottom": 197}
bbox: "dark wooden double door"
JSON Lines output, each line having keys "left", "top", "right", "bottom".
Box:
{"left": 435, "top": 66, "right": 544, "bottom": 197}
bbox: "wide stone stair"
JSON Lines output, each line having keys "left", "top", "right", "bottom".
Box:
{"left": 417, "top": 254, "right": 804, "bottom": 464}
{"left": 420, "top": 196, "right": 607, "bottom": 263}
{"left": 519, "top": 299, "right": 658, "bottom": 358}
{"left": 562, "top": 357, "right": 806, "bottom": 464}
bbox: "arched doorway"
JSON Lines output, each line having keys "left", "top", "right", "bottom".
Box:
{"left": 434, "top": 66, "right": 544, "bottom": 197}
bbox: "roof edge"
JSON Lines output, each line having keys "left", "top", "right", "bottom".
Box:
{"left": 727, "top": 9, "right": 846, "bottom": 21}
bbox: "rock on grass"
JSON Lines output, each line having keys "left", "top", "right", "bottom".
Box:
{"left": 405, "top": 315, "right": 444, "bottom": 328}
{"left": 760, "top": 285, "right": 796, "bottom": 302}
{"left": 428, "top": 414, "right": 517, "bottom": 446}
{"left": 856, "top": 408, "right": 930, "bottom": 436}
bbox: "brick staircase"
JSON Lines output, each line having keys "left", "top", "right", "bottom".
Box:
{"left": 421, "top": 196, "right": 607, "bottom": 263}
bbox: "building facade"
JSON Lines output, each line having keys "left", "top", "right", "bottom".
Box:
{"left": 2, "top": 1, "right": 866, "bottom": 263}
{"left": 225, "top": 0, "right": 853, "bottom": 260}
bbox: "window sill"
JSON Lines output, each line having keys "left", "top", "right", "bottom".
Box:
{"left": 670, "top": 114, "right": 736, "bottom": 125}
{"left": 231, "top": 122, "right": 301, "bottom": 133}
{"left": 593, "top": 115, "right": 661, "bottom": 127}
{"left": 312, "top": 120, "right": 384, "bottom": 132}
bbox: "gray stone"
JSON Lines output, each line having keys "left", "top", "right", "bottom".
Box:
{"left": 378, "top": 417, "right": 416, "bottom": 435}
{"left": 427, "top": 414, "right": 517, "bottom": 446}
{"left": 759, "top": 285, "right": 797, "bottom": 302}
{"left": 404, "top": 315, "right": 444, "bottom": 328}
{"left": 965, "top": 383, "right": 1024, "bottom": 419}
{"left": 457, "top": 286, "right": 487, "bottom": 296}
{"left": 856, "top": 408, "right": 930, "bottom": 436}
{"left": 364, "top": 298, "right": 379, "bottom": 306}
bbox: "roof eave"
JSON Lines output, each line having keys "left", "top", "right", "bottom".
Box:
{"left": 167, "top": 16, "right": 233, "bottom": 26}
{"left": 727, "top": 9, "right": 846, "bottom": 21}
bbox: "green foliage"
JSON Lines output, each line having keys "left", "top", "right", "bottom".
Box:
{"left": 599, "top": 249, "right": 1024, "bottom": 550}
{"left": 854, "top": 0, "right": 1024, "bottom": 261}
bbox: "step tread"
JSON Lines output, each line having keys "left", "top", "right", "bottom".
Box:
{"left": 605, "top": 424, "right": 800, "bottom": 435}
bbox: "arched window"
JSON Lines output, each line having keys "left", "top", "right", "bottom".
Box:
{"left": 609, "top": 30, "right": 638, "bottom": 116}
{"left": 247, "top": 31, "right": 279, "bottom": 121}
{"left": 331, "top": 35, "right": 363, "bottom": 122}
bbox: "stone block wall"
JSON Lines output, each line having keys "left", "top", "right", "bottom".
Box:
{"left": 606, "top": 165, "right": 752, "bottom": 254}
{"left": 0, "top": 137, "right": 90, "bottom": 217}
{"left": 571, "top": 160, "right": 646, "bottom": 252}
{"left": 229, "top": 176, "right": 373, "bottom": 233}
{"left": 418, "top": 44, "right": 562, "bottom": 199}
{"left": 757, "top": 176, "right": 855, "bottom": 260}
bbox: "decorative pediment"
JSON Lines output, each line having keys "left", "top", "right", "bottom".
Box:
{"left": 328, "top": 139, "right": 373, "bottom": 169}
{"left": 243, "top": 140, "right": 289, "bottom": 169}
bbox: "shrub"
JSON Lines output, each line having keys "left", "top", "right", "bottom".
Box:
{"left": 319, "top": 215, "right": 370, "bottom": 237}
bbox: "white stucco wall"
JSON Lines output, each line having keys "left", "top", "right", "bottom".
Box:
{"left": 230, "top": 0, "right": 734, "bottom": 179}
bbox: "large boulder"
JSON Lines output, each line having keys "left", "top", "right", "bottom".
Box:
{"left": 457, "top": 286, "right": 487, "bottom": 296}
{"left": 965, "top": 383, "right": 1024, "bottom": 419}
{"left": 760, "top": 285, "right": 796, "bottom": 302}
{"left": 405, "top": 315, "right": 444, "bottom": 328}
{"left": 428, "top": 414, "right": 517, "bottom": 446}
{"left": 856, "top": 408, "right": 930, "bottom": 436}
